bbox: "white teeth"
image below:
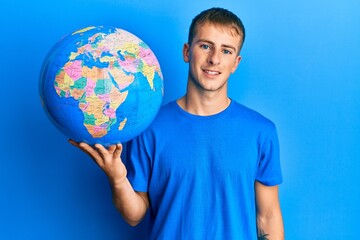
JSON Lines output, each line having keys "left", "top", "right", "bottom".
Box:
{"left": 205, "top": 70, "right": 219, "bottom": 75}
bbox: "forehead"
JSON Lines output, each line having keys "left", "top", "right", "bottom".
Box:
{"left": 193, "top": 22, "right": 242, "bottom": 48}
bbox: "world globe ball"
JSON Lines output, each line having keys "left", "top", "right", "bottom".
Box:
{"left": 39, "top": 26, "right": 164, "bottom": 146}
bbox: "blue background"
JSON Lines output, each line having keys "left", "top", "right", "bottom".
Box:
{"left": 1, "top": 0, "right": 359, "bottom": 239}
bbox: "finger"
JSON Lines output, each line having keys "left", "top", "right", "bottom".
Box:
{"left": 78, "top": 142, "right": 103, "bottom": 164}
{"left": 114, "top": 144, "right": 123, "bottom": 158}
{"left": 68, "top": 139, "right": 82, "bottom": 148}
{"left": 94, "top": 144, "right": 110, "bottom": 159}
{"left": 107, "top": 145, "right": 117, "bottom": 154}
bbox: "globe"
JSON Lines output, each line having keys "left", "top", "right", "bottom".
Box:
{"left": 39, "top": 26, "right": 164, "bottom": 146}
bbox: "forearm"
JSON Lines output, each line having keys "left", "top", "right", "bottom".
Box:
{"left": 111, "top": 178, "right": 149, "bottom": 226}
{"left": 69, "top": 142, "right": 148, "bottom": 226}
{"left": 256, "top": 211, "right": 284, "bottom": 240}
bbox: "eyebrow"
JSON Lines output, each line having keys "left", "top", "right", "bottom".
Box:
{"left": 196, "top": 39, "right": 237, "bottom": 52}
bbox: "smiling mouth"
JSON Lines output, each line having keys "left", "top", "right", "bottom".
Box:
{"left": 203, "top": 69, "right": 221, "bottom": 75}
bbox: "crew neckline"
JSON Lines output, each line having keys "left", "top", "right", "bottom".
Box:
{"left": 173, "top": 99, "right": 234, "bottom": 120}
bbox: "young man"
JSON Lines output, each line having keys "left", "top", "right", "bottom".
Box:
{"left": 71, "top": 7, "right": 284, "bottom": 239}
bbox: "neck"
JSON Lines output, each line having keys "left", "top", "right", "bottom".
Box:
{"left": 177, "top": 92, "right": 231, "bottom": 116}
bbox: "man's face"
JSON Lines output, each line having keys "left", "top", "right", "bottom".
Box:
{"left": 183, "top": 22, "right": 242, "bottom": 94}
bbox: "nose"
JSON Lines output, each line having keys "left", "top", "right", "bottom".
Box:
{"left": 208, "top": 50, "right": 220, "bottom": 65}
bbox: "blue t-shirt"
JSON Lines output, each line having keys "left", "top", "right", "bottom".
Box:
{"left": 126, "top": 100, "right": 282, "bottom": 239}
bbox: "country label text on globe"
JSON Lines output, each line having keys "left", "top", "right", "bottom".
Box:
{"left": 40, "top": 26, "right": 164, "bottom": 145}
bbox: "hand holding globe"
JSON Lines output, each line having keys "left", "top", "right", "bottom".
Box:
{"left": 69, "top": 140, "right": 128, "bottom": 185}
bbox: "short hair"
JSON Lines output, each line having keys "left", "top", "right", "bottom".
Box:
{"left": 188, "top": 7, "right": 246, "bottom": 54}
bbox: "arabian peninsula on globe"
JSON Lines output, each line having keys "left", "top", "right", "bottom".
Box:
{"left": 40, "top": 26, "right": 164, "bottom": 146}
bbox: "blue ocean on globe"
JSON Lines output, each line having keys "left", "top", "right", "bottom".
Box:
{"left": 39, "top": 26, "right": 164, "bottom": 146}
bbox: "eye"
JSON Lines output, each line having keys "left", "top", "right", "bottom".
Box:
{"left": 222, "top": 49, "right": 232, "bottom": 55}
{"left": 200, "top": 44, "right": 210, "bottom": 50}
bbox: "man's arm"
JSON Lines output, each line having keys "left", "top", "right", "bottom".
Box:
{"left": 255, "top": 181, "right": 284, "bottom": 240}
{"left": 69, "top": 140, "right": 149, "bottom": 226}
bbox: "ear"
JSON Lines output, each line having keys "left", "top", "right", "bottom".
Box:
{"left": 183, "top": 43, "right": 190, "bottom": 63}
{"left": 231, "top": 55, "right": 242, "bottom": 73}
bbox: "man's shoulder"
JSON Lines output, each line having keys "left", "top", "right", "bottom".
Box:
{"left": 159, "top": 100, "right": 177, "bottom": 111}
{"left": 155, "top": 100, "right": 178, "bottom": 118}
{"left": 230, "top": 100, "right": 276, "bottom": 129}
{"left": 146, "top": 101, "right": 178, "bottom": 128}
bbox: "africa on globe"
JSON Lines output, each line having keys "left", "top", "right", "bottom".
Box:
{"left": 39, "top": 26, "right": 164, "bottom": 146}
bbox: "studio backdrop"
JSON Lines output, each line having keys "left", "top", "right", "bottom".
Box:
{"left": 0, "top": 0, "right": 359, "bottom": 239}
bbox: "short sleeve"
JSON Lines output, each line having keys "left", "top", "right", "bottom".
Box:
{"left": 125, "top": 135, "right": 151, "bottom": 192}
{"left": 255, "top": 123, "right": 283, "bottom": 186}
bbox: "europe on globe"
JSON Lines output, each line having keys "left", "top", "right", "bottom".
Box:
{"left": 39, "top": 26, "right": 164, "bottom": 146}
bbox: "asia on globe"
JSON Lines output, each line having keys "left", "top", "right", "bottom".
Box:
{"left": 39, "top": 26, "right": 164, "bottom": 146}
